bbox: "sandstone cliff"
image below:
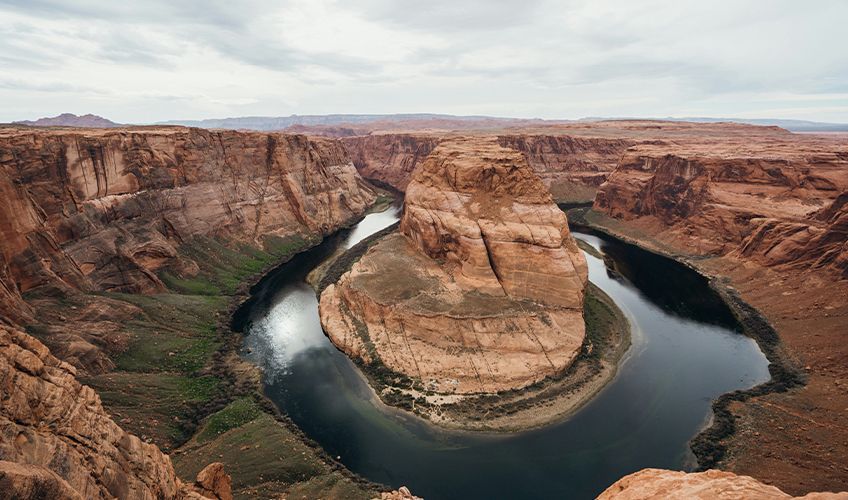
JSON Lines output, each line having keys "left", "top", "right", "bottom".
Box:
{"left": 342, "top": 133, "right": 441, "bottom": 191}
{"left": 320, "top": 137, "right": 587, "bottom": 394}
{"left": 0, "top": 125, "right": 378, "bottom": 498}
{"left": 595, "top": 139, "right": 848, "bottom": 276}
{"left": 497, "top": 134, "right": 633, "bottom": 202}
{"left": 598, "top": 468, "right": 848, "bottom": 499}
{"left": 0, "top": 126, "right": 375, "bottom": 373}
{"left": 341, "top": 132, "right": 633, "bottom": 202}
{"left": 735, "top": 191, "right": 848, "bottom": 277}
{"left": 0, "top": 323, "right": 231, "bottom": 499}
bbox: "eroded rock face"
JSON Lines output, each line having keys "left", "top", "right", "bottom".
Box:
{"left": 595, "top": 140, "right": 848, "bottom": 276}
{"left": 342, "top": 133, "right": 441, "bottom": 191}
{"left": 736, "top": 192, "right": 848, "bottom": 278}
{"left": 497, "top": 134, "right": 633, "bottom": 202}
{"left": 598, "top": 468, "right": 848, "bottom": 499}
{"left": 0, "top": 126, "right": 375, "bottom": 373}
{"left": 341, "top": 132, "right": 632, "bottom": 202}
{"left": 320, "top": 138, "right": 587, "bottom": 394}
{"left": 0, "top": 323, "right": 181, "bottom": 499}
{"left": 0, "top": 461, "right": 84, "bottom": 500}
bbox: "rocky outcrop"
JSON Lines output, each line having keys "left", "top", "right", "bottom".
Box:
{"left": 595, "top": 140, "right": 848, "bottom": 273}
{"left": 187, "top": 462, "right": 233, "bottom": 500}
{"left": 342, "top": 132, "right": 632, "bottom": 201}
{"left": 736, "top": 191, "right": 848, "bottom": 277}
{"left": 497, "top": 134, "right": 633, "bottom": 201}
{"left": 0, "top": 323, "right": 184, "bottom": 499}
{"left": 599, "top": 468, "right": 848, "bottom": 499}
{"left": 377, "top": 486, "right": 421, "bottom": 500}
{"left": 342, "top": 133, "right": 441, "bottom": 191}
{"left": 0, "top": 126, "right": 375, "bottom": 373}
{"left": 320, "top": 137, "right": 587, "bottom": 394}
{"left": 0, "top": 461, "right": 84, "bottom": 500}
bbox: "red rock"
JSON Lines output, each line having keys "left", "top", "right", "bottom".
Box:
{"left": 320, "top": 137, "right": 587, "bottom": 394}
{"left": 599, "top": 468, "right": 848, "bottom": 499}
{"left": 190, "top": 462, "right": 233, "bottom": 500}
{"left": 0, "top": 126, "right": 376, "bottom": 373}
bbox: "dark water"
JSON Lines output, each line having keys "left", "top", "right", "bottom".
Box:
{"left": 236, "top": 206, "right": 770, "bottom": 499}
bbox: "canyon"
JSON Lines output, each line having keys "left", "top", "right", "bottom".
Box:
{"left": 0, "top": 126, "right": 375, "bottom": 374}
{"left": 0, "top": 125, "right": 381, "bottom": 498}
{"left": 0, "top": 119, "right": 846, "bottom": 498}
{"left": 316, "top": 119, "right": 848, "bottom": 495}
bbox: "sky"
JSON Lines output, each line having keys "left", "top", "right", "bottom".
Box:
{"left": 1, "top": 0, "right": 847, "bottom": 124}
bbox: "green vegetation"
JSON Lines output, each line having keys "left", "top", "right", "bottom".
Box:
{"left": 82, "top": 234, "right": 316, "bottom": 449}
{"left": 175, "top": 407, "right": 374, "bottom": 499}
{"left": 74, "top": 230, "right": 379, "bottom": 497}
{"left": 582, "top": 283, "right": 624, "bottom": 360}
{"left": 195, "top": 397, "right": 263, "bottom": 443}
{"left": 159, "top": 234, "right": 313, "bottom": 295}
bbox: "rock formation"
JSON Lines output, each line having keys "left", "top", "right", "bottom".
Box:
{"left": 0, "top": 126, "right": 375, "bottom": 373}
{"left": 342, "top": 133, "right": 441, "bottom": 191}
{"left": 595, "top": 137, "right": 848, "bottom": 276}
{"left": 320, "top": 137, "right": 587, "bottom": 394}
{"left": 0, "top": 125, "right": 378, "bottom": 498}
{"left": 735, "top": 191, "right": 848, "bottom": 277}
{"left": 13, "top": 113, "right": 121, "bottom": 128}
{"left": 0, "top": 323, "right": 231, "bottom": 499}
{"left": 598, "top": 469, "right": 848, "bottom": 499}
{"left": 497, "top": 134, "right": 633, "bottom": 202}
{"left": 341, "top": 132, "right": 632, "bottom": 201}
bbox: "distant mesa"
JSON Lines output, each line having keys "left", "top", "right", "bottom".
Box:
{"left": 156, "top": 113, "right": 848, "bottom": 133}
{"left": 13, "top": 113, "right": 121, "bottom": 128}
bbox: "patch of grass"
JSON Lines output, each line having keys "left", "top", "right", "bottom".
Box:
{"left": 174, "top": 412, "right": 375, "bottom": 499}
{"left": 160, "top": 272, "right": 222, "bottom": 295}
{"left": 83, "top": 372, "right": 224, "bottom": 449}
{"left": 195, "top": 397, "right": 263, "bottom": 444}
{"left": 160, "top": 234, "right": 313, "bottom": 296}
{"left": 583, "top": 284, "right": 619, "bottom": 359}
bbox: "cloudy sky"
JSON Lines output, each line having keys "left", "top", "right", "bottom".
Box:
{"left": 1, "top": 0, "right": 847, "bottom": 123}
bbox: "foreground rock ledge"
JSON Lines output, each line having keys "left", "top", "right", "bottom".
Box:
{"left": 319, "top": 137, "right": 588, "bottom": 394}
{"left": 598, "top": 468, "right": 848, "bottom": 499}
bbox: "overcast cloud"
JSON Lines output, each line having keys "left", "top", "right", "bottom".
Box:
{"left": 1, "top": 0, "right": 846, "bottom": 123}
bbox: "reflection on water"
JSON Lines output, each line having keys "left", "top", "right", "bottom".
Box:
{"left": 238, "top": 209, "right": 770, "bottom": 500}
{"left": 242, "top": 202, "right": 403, "bottom": 374}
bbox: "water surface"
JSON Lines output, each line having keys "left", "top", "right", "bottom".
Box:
{"left": 237, "top": 207, "right": 770, "bottom": 499}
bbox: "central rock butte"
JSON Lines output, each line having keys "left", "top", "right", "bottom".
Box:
{"left": 319, "top": 137, "right": 588, "bottom": 394}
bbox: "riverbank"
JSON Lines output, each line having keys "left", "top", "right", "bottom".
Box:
{"left": 566, "top": 207, "right": 848, "bottom": 495}
{"left": 312, "top": 224, "right": 631, "bottom": 432}
{"left": 61, "top": 215, "right": 387, "bottom": 498}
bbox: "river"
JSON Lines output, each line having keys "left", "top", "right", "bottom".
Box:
{"left": 235, "top": 203, "right": 770, "bottom": 499}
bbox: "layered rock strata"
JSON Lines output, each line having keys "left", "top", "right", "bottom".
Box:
{"left": 342, "top": 133, "right": 441, "bottom": 191}
{"left": 320, "top": 137, "right": 588, "bottom": 394}
{"left": 0, "top": 323, "right": 231, "bottom": 499}
{"left": 0, "top": 125, "right": 377, "bottom": 497}
{"left": 341, "top": 132, "right": 633, "bottom": 201}
{"left": 497, "top": 134, "right": 633, "bottom": 201}
{"left": 598, "top": 468, "right": 847, "bottom": 499}
{"left": 0, "top": 126, "right": 375, "bottom": 373}
{"left": 595, "top": 139, "right": 848, "bottom": 276}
